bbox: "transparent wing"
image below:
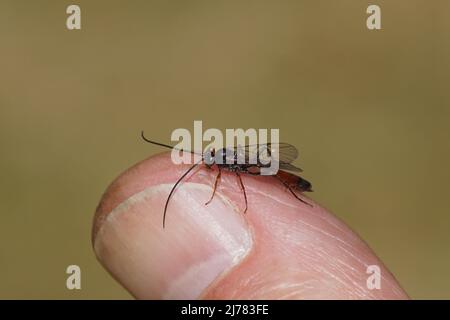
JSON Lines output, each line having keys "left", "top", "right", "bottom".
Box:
{"left": 270, "top": 142, "right": 299, "bottom": 164}
{"left": 279, "top": 162, "right": 303, "bottom": 172}
{"left": 237, "top": 142, "right": 299, "bottom": 164}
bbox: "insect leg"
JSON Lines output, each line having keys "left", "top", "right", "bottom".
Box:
{"left": 205, "top": 166, "right": 222, "bottom": 206}
{"left": 163, "top": 159, "right": 202, "bottom": 228}
{"left": 235, "top": 171, "right": 248, "bottom": 213}
{"left": 273, "top": 175, "right": 312, "bottom": 207}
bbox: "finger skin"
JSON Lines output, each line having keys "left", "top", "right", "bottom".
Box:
{"left": 92, "top": 153, "right": 409, "bottom": 299}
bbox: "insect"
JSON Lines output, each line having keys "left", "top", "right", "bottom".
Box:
{"left": 141, "top": 131, "right": 313, "bottom": 227}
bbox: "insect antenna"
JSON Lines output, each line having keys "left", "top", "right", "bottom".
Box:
{"left": 141, "top": 130, "right": 202, "bottom": 155}
{"left": 163, "top": 159, "right": 203, "bottom": 228}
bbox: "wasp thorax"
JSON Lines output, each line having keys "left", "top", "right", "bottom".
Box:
{"left": 215, "top": 148, "right": 236, "bottom": 165}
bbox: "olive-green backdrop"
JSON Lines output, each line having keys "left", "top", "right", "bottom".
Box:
{"left": 1, "top": 0, "right": 449, "bottom": 299}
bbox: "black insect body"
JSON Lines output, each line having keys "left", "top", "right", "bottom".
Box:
{"left": 296, "top": 176, "right": 313, "bottom": 192}
{"left": 141, "top": 131, "right": 313, "bottom": 227}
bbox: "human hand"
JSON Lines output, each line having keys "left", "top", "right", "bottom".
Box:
{"left": 92, "top": 153, "right": 408, "bottom": 299}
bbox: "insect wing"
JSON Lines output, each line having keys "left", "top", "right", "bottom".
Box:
{"left": 239, "top": 142, "right": 299, "bottom": 165}
{"left": 270, "top": 143, "right": 299, "bottom": 164}
{"left": 279, "top": 162, "right": 303, "bottom": 172}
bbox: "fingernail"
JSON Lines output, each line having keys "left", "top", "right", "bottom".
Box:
{"left": 93, "top": 182, "right": 252, "bottom": 299}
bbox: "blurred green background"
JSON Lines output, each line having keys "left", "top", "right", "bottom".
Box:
{"left": 0, "top": 0, "right": 449, "bottom": 299}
